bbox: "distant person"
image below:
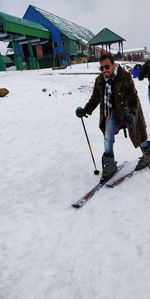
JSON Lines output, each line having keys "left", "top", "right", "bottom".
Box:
{"left": 131, "top": 64, "right": 142, "bottom": 78}
{"left": 101, "top": 49, "right": 108, "bottom": 55}
{"left": 76, "top": 54, "right": 150, "bottom": 182}
{"left": 138, "top": 60, "right": 150, "bottom": 103}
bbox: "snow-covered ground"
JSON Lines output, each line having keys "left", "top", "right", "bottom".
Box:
{"left": 0, "top": 62, "right": 150, "bottom": 299}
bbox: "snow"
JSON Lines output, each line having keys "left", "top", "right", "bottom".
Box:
{"left": 0, "top": 62, "right": 150, "bottom": 299}
{"left": 0, "top": 42, "right": 8, "bottom": 55}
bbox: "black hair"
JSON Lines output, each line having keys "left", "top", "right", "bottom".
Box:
{"left": 99, "top": 54, "right": 114, "bottom": 64}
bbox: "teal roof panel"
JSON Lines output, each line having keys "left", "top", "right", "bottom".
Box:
{"left": 0, "top": 12, "right": 50, "bottom": 39}
{"left": 88, "top": 28, "right": 126, "bottom": 45}
{"left": 32, "top": 6, "right": 94, "bottom": 43}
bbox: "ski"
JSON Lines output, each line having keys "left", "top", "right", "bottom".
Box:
{"left": 72, "top": 163, "right": 125, "bottom": 208}
{"left": 106, "top": 165, "right": 150, "bottom": 188}
{"left": 106, "top": 169, "right": 135, "bottom": 188}
{"left": 72, "top": 180, "right": 106, "bottom": 208}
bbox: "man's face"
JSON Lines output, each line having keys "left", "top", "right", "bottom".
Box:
{"left": 99, "top": 58, "right": 115, "bottom": 78}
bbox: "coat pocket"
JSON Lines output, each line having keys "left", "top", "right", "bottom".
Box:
{"left": 117, "top": 92, "right": 129, "bottom": 115}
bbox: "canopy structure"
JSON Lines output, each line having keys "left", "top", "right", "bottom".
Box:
{"left": 88, "top": 28, "right": 126, "bottom": 56}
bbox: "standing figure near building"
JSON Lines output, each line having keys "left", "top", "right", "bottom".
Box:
{"left": 76, "top": 54, "right": 150, "bottom": 182}
{"left": 138, "top": 60, "right": 150, "bottom": 103}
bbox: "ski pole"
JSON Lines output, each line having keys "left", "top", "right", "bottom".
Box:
{"left": 81, "top": 117, "right": 99, "bottom": 175}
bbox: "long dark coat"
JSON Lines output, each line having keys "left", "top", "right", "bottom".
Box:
{"left": 84, "top": 65, "right": 147, "bottom": 148}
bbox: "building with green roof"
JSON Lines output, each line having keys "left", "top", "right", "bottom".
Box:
{"left": 24, "top": 5, "right": 94, "bottom": 66}
{"left": 0, "top": 11, "right": 50, "bottom": 70}
{"left": 0, "top": 8, "right": 126, "bottom": 71}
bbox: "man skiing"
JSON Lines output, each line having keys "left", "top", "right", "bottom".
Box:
{"left": 76, "top": 54, "right": 150, "bottom": 183}
{"left": 138, "top": 60, "right": 150, "bottom": 103}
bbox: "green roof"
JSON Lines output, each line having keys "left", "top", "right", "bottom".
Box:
{"left": 0, "top": 12, "right": 50, "bottom": 39}
{"left": 88, "top": 28, "right": 125, "bottom": 46}
{"left": 32, "top": 6, "right": 94, "bottom": 43}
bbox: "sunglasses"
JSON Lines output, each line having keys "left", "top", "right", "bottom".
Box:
{"left": 99, "top": 65, "right": 111, "bottom": 71}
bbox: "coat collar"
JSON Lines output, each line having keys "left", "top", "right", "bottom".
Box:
{"left": 98, "top": 64, "right": 123, "bottom": 84}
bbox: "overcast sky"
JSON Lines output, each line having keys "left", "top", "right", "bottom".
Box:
{"left": 0, "top": 0, "right": 150, "bottom": 53}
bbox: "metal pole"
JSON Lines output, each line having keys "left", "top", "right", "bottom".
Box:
{"left": 81, "top": 117, "right": 99, "bottom": 175}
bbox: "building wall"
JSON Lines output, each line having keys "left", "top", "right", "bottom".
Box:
{"left": 23, "top": 6, "right": 91, "bottom": 67}
{"left": 62, "top": 34, "right": 76, "bottom": 56}
{"left": 36, "top": 44, "right": 43, "bottom": 57}
{"left": 24, "top": 5, "right": 64, "bottom": 55}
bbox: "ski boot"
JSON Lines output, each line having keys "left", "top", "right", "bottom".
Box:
{"left": 135, "top": 142, "right": 150, "bottom": 171}
{"left": 100, "top": 152, "right": 118, "bottom": 183}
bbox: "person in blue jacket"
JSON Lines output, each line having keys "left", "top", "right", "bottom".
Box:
{"left": 131, "top": 64, "right": 142, "bottom": 78}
